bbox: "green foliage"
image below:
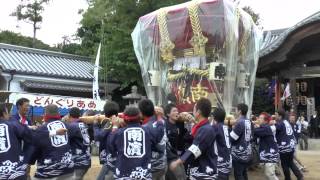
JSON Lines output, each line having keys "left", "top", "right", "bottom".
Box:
{"left": 0, "top": 30, "right": 56, "bottom": 51}
{"left": 55, "top": 42, "right": 84, "bottom": 56}
{"left": 242, "top": 6, "right": 261, "bottom": 25}
{"left": 78, "top": 0, "right": 187, "bottom": 89}
{"left": 0, "top": 30, "right": 85, "bottom": 56}
{"left": 252, "top": 78, "right": 274, "bottom": 115}
{"left": 11, "top": 0, "right": 50, "bottom": 47}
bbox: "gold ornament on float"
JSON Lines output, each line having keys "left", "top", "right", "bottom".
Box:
{"left": 157, "top": 8, "right": 175, "bottom": 63}
{"left": 188, "top": 1, "right": 208, "bottom": 56}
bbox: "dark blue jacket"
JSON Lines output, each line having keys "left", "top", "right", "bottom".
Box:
{"left": 142, "top": 116, "right": 167, "bottom": 172}
{"left": 275, "top": 120, "right": 296, "bottom": 154}
{"left": 109, "top": 122, "right": 152, "bottom": 179}
{"left": 230, "top": 116, "right": 253, "bottom": 163}
{"left": 68, "top": 120, "right": 91, "bottom": 170}
{"left": 33, "top": 119, "right": 76, "bottom": 178}
{"left": 291, "top": 122, "right": 301, "bottom": 144}
{"left": 93, "top": 122, "right": 115, "bottom": 171}
{"left": 254, "top": 124, "right": 279, "bottom": 163}
{"left": 11, "top": 114, "right": 36, "bottom": 165}
{"left": 165, "top": 119, "right": 180, "bottom": 162}
{"left": 0, "top": 119, "right": 49, "bottom": 180}
{"left": 181, "top": 121, "right": 217, "bottom": 179}
{"left": 93, "top": 123, "right": 108, "bottom": 165}
{"left": 12, "top": 113, "right": 32, "bottom": 126}
{"left": 213, "top": 122, "right": 232, "bottom": 176}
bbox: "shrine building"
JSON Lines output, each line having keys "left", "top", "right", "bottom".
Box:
{"left": 257, "top": 11, "right": 320, "bottom": 118}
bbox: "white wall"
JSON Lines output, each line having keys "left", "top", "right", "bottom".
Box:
{"left": 1, "top": 73, "right": 94, "bottom": 93}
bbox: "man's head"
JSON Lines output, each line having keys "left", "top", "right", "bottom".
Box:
{"left": 16, "top": 98, "right": 30, "bottom": 116}
{"left": 270, "top": 115, "right": 276, "bottom": 124}
{"left": 236, "top": 103, "right": 248, "bottom": 117}
{"left": 123, "top": 106, "right": 140, "bottom": 123}
{"left": 45, "top": 104, "right": 59, "bottom": 117}
{"left": 69, "top": 107, "right": 81, "bottom": 119}
{"left": 165, "top": 103, "right": 179, "bottom": 121}
{"left": 258, "top": 112, "right": 270, "bottom": 125}
{"left": 314, "top": 110, "right": 318, "bottom": 116}
{"left": 193, "top": 98, "right": 212, "bottom": 119}
{"left": 0, "top": 103, "right": 10, "bottom": 120}
{"left": 104, "top": 101, "right": 119, "bottom": 118}
{"left": 289, "top": 113, "right": 296, "bottom": 124}
{"left": 212, "top": 108, "right": 226, "bottom": 123}
{"left": 275, "top": 109, "right": 286, "bottom": 121}
{"left": 138, "top": 99, "right": 155, "bottom": 118}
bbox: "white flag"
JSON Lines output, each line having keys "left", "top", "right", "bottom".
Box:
{"left": 93, "top": 43, "right": 101, "bottom": 100}
{"left": 281, "top": 83, "right": 291, "bottom": 100}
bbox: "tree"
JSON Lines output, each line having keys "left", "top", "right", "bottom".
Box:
{"left": 77, "top": 0, "right": 186, "bottom": 90}
{"left": 252, "top": 78, "right": 274, "bottom": 115}
{"left": 11, "top": 0, "right": 50, "bottom": 48}
{"left": 0, "top": 30, "right": 56, "bottom": 51}
{"left": 242, "top": 6, "right": 261, "bottom": 26}
{"left": 57, "top": 42, "right": 84, "bottom": 55}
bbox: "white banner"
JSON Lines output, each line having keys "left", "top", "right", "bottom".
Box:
{"left": 93, "top": 43, "right": 101, "bottom": 100}
{"left": 9, "top": 93, "right": 105, "bottom": 111}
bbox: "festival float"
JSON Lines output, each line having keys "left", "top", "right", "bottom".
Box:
{"left": 132, "top": 0, "right": 261, "bottom": 113}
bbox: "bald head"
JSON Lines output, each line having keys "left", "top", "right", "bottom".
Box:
{"left": 45, "top": 104, "right": 59, "bottom": 116}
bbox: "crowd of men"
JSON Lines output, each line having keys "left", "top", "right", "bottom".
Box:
{"left": 0, "top": 97, "right": 309, "bottom": 180}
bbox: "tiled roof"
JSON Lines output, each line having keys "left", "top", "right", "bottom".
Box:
{"left": 260, "top": 11, "right": 320, "bottom": 57}
{"left": 21, "top": 81, "right": 103, "bottom": 93}
{"left": 0, "top": 43, "right": 94, "bottom": 80}
{"left": 260, "top": 28, "right": 287, "bottom": 50}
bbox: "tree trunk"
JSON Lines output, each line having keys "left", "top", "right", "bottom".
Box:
{"left": 33, "top": 22, "right": 36, "bottom": 48}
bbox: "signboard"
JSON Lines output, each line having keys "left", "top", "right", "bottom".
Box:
{"left": 9, "top": 93, "right": 105, "bottom": 111}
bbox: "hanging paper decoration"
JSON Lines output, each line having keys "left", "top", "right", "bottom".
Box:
{"left": 148, "top": 70, "right": 160, "bottom": 87}
{"left": 296, "top": 83, "right": 300, "bottom": 93}
{"left": 296, "top": 96, "right": 300, "bottom": 105}
{"left": 300, "top": 96, "right": 307, "bottom": 106}
{"left": 301, "top": 82, "right": 307, "bottom": 92}
{"left": 237, "top": 72, "right": 250, "bottom": 89}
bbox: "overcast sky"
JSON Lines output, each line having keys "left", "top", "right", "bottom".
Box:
{"left": 0, "top": 0, "right": 320, "bottom": 46}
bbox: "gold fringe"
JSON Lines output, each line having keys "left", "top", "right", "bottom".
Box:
{"left": 188, "top": 1, "right": 208, "bottom": 56}
{"left": 157, "top": 8, "right": 175, "bottom": 63}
